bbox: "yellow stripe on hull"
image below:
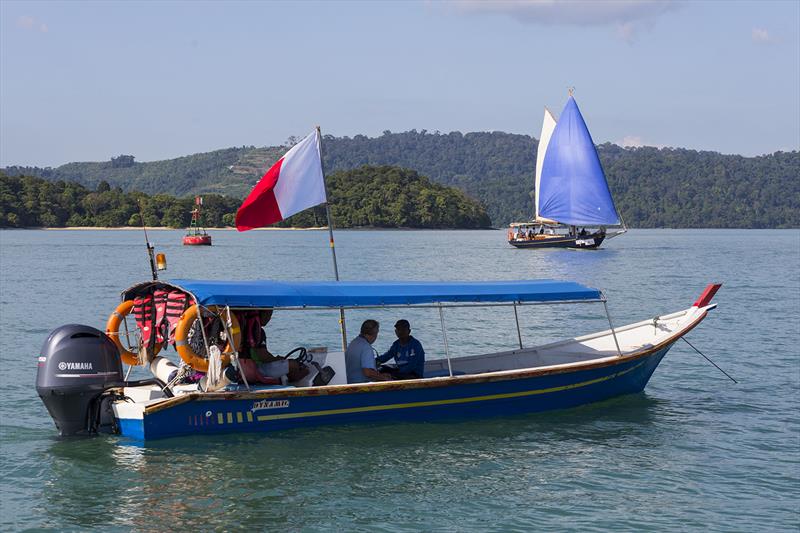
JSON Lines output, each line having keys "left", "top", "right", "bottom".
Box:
{"left": 255, "top": 361, "right": 645, "bottom": 422}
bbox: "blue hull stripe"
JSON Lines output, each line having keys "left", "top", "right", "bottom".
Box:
{"left": 117, "top": 346, "right": 672, "bottom": 440}
{"left": 256, "top": 360, "right": 645, "bottom": 422}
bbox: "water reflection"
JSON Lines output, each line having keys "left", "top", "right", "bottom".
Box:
{"left": 36, "top": 394, "right": 664, "bottom": 530}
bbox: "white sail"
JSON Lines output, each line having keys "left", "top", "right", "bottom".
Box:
{"left": 535, "top": 108, "right": 558, "bottom": 222}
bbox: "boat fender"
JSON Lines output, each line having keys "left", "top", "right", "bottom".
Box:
{"left": 174, "top": 305, "right": 239, "bottom": 373}
{"left": 106, "top": 300, "right": 162, "bottom": 366}
{"left": 149, "top": 355, "right": 180, "bottom": 383}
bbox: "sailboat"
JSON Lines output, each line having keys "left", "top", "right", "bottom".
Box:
{"left": 508, "top": 92, "right": 626, "bottom": 249}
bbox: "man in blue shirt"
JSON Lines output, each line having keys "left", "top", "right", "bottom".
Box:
{"left": 377, "top": 319, "right": 425, "bottom": 379}
{"left": 345, "top": 319, "right": 393, "bottom": 384}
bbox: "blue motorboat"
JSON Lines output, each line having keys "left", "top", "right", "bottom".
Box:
{"left": 37, "top": 279, "right": 721, "bottom": 441}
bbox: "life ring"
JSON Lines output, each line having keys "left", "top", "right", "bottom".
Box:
{"left": 105, "top": 300, "right": 163, "bottom": 366}
{"left": 174, "top": 305, "right": 240, "bottom": 372}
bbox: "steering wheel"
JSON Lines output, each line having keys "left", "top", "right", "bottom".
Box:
{"left": 283, "top": 347, "right": 310, "bottom": 364}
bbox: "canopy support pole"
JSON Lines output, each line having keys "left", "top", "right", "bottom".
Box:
{"left": 513, "top": 303, "right": 523, "bottom": 349}
{"left": 603, "top": 300, "right": 623, "bottom": 357}
{"left": 122, "top": 314, "right": 134, "bottom": 380}
{"left": 224, "top": 306, "right": 249, "bottom": 391}
{"left": 195, "top": 300, "right": 215, "bottom": 386}
{"left": 438, "top": 304, "right": 454, "bottom": 377}
{"left": 317, "top": 126, "right": 347, "bottom": 352}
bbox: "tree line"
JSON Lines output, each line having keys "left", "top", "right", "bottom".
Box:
{"left": 3, "top": 130, "right": 798, "bottom": 228}
{"left": 0, "top": 165, "right": 491, "bottom": 229}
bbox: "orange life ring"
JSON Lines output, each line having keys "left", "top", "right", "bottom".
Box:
{"left": 174, "top": 305, "right": 240, "bottom": 372}
{"left": 105, "top": 300, "right": 163, "bottom": 366}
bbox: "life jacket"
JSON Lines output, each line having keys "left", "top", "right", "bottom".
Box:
{"left": 236, "top": 311, "right": 264, "bottom": 352}
{"left": 153, "top": 290, "right": 189, "bottom": 348}
{"left": 153, "top": 289, "right": 169, "bottom": 344}
{"left": 164, "top": 290, "right": 188, "bottom": 345}
{"left": 132, "top": 294, "right": 155, "bottom": 349}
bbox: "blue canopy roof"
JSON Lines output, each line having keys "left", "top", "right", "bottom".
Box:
{"left": 165, "top": 279, "right": 602, "bottom": 308}
{"left": 538, "top": 97, "right": 621, "bottom": 226}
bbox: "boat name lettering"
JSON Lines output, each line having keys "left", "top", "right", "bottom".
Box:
{"left": 252, "top": 400, "right": 289, "bottom": 412}
{"left": 58, "top": 361, "right": 93, "bottom": 371}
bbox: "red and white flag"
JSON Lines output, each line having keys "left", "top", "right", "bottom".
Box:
{"left": 236, "top": 131, "right": 327, "bottom": 231}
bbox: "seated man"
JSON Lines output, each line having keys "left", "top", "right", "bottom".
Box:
{"left": 238, "top": 309, "right": 309, "bottom": 383}
{"left": 376, "top": 319, "right": 425, "bottom": 380}
{"left": 345, "top": 319, "right": 392, "bottom": 383}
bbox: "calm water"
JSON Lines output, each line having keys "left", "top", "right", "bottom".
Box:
{"left": 0, "top": 229, "right": 798, "bottom": 532}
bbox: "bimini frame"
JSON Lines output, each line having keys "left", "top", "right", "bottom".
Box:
{"left": 119, "top": 281, "right": 624, "bottom": 385}
{"left": 200, "top": 295, "right": 623, "bottom": 380}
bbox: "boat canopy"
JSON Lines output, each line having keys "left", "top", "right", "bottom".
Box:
{"left": 132, "top": 279, "right": 605, "bottom": 308}
{"left": 537, "top": 97, "right": 621, "bottom": 227}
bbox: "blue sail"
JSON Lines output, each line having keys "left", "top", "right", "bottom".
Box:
{"left": 538, "top": 97, "right": 620, "bottom": 226}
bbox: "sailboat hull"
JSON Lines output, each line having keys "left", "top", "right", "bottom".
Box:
{"left": 509, "top": 232, "right": 606, "bottom": 249}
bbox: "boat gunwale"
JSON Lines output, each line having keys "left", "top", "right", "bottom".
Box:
{"left": 142, "top": 304, "right": 712, "bottom": 415}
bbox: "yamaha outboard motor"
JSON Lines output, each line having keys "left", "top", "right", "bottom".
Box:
{"left": 37, "top": 324, "right": 124, "bottom": 436}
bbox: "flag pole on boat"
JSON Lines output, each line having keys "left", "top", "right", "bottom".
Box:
{"left": 234, "top": 127, "right": 348, "bottom": 352}
{"left": 317, "top": 126, "right": 348, "bottom": 352}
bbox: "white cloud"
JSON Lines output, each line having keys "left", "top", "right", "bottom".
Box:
{"left": 752, "top": 27, "right": 773, "bottom": 44}
{"left": 449, "top": 0, "right": 680, "bottom": 42}
{"left": 616, "top": 22, "right": 637, "bottom": 43}
{"left": 619, "top": 135, "right": 666, "bottom": 149}
{"left": 16, "top": 16, "right": 35, "bottom": 30}
{"left": 620, "top": 135, "right": 645, "bottom": 147}
{"left": 16, "top": 15, "right": 48, "bottom": 33}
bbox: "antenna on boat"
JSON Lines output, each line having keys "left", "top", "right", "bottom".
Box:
{"left": 137, "top": 199, "right": 159, "bottom": 281}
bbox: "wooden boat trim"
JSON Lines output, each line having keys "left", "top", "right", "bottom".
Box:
{"left": 144, "top": 305, "right": 710, "bottom": 415}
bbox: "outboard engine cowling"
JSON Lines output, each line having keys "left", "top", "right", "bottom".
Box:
{"left": 36, "top": 324, "right": 124, "bottom": 436}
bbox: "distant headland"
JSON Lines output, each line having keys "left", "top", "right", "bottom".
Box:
{"left": 2, "top": 130, "right": 798, "bottom": 228}
{"left": 0, "top": 165, "right": 491, "bottom": 230}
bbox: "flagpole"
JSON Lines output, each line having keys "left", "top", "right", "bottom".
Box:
{"left": 317, "top": 126, "right": 348, "bottom": 352}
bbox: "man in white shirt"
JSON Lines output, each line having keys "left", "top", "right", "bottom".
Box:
{"left": 345, "top": 320, "right": 393, "bottom": 383}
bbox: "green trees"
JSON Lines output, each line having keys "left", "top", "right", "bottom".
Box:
{"left": 297, "top": 165, "right": 491, "bottom": 229}
{"left": 0, "top": 166, "right": 491, "bottom": 229}
{"left": 3, "top": 131, "right": 798, "bottom": 228}
{"left": 0, "top": 173, "right": 232, "bottom": 229}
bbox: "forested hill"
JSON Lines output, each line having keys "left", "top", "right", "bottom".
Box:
{"left": 0, "top": 166, "right": 491, "bottom": 229}
{"left": 4, "top": 131, "right": 799, "bottom": 228}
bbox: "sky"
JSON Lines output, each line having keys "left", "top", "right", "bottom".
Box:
{"left": 1, "top": 0, "right": 798, "bottom": 167}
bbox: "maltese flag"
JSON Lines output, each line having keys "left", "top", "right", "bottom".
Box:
{"left": 236, "top": 130, "right": 327, "bottom": 231}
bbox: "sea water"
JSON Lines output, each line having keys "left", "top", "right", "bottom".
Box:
{"left": 0, "top": 229, "right": 798, "bottom": 531}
